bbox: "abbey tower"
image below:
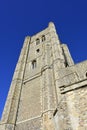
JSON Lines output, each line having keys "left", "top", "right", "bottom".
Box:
{"left": 0, "top": 22, "right": 87, "bottom": 130}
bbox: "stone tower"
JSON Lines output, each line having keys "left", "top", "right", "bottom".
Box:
{"left": 0, "top": 22, "right": 87, "bottom": 130}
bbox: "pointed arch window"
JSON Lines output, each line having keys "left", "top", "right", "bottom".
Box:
{"left": 42, "top": 35, "right": 46, "bottom": 42}
{"left": 32, "top": 60, "right": 37, "bottom": 69}
{"left": 36, "top": 38, "right": 40, "bottom": 45}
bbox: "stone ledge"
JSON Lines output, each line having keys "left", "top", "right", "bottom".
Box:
{"left": 23, "top": 65, "right": 52, "bottom": 84}
{"left": 0, "top": 121, "right": 7, "bottom": 125}
{"left": 60, "top": 78, "right": 87, "bottom": 94}
{"left": 23, "top": 72, "right": 41, "bottom": 84}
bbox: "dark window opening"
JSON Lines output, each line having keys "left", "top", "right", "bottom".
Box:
{"left": 65, "top": 62, "right": 69, "bottom": 67}
{"left": 32, "top": 60, "right": 36, "bottom": 69}
{"left": 42, "top": 35, "right": 46, "bottom": 42}
{"left": 36, "top": 38, "right": 40, "bottom": 45}
{"left": 86, "top": 72, "right": 87, "bottom": 77}
{"left": 53, "top": 109, "right": 58, "bottom": 116}
{"left": 36, "top": 49, "right": 40, "bottom": 53}
{"left": 62, "top": 47, "right": 69, "bottom": 67}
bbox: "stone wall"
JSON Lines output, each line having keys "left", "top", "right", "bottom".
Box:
{"left": 54, "top": 60, "right": 87, "bottom": 130}
{"left": 0, "top": 22, "right": 87, "bottom": 130}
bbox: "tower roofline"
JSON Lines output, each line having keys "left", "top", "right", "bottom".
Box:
{"left": 48, "top": 22, "right": 55, "bottom": 28}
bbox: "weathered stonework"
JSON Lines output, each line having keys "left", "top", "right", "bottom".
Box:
{"left": 0, "top": 22, "right": 87, "bottom": 130}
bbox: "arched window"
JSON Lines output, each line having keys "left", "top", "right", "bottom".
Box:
{"left": 42, "top": 35, "right": 46, "bottom": 42}
{"left": 36, "top": 38, "right": 40, "bottom": 45}
{"left": 32, "top": 60, "right": 36, "bottom": 69}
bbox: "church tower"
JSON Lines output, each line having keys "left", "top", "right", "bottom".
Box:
{"left": 0, "top": 22, "right": 87, "bottom": 130}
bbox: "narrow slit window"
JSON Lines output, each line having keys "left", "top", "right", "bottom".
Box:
{"left": 32, "top": 60, "right": 36, "bottom": 69}
{"left": 42, "top": 35, "right": 46, "bottom": 42}
{"left": 53, "top": 109, "right": 58, "bottom": 116}
{"left": 36, "top": 38, "right": 40, "bottom": 45}
{"left": 65, "top": 61, "right": 69, "bottom": 67}
{"left": 86, "top": 72, "right": 87, "bottom": 77}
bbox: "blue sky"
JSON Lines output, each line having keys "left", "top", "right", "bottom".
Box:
{"left": 0, "top": 0, "right": 87, "bottom": 119}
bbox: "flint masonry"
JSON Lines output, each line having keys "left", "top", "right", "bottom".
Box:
{"left": 0, "top": 22, "right": 87, "bottom": 130}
